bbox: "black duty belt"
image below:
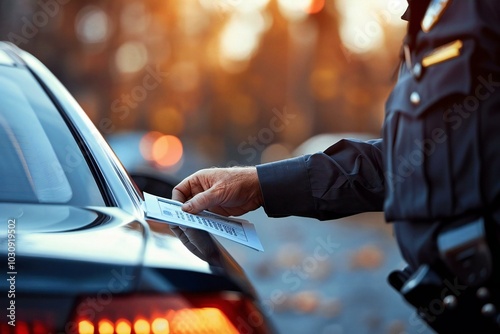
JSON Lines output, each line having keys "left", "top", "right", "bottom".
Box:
{"left": 388, "top": 217, "right": 500, "bottom": 333}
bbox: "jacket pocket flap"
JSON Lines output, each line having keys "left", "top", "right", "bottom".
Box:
{"left": 386, "top": 39, "right": 474, "bottom": 118}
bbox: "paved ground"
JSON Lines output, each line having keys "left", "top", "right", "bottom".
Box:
{"left": 219, "top": 209, "right": 435, "bottom": 334}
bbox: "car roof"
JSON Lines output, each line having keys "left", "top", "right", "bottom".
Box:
{"left": 0, "top": 42, "right": 24, "bottom": 67}
{"left": 0, "top": 49, "right": 14, "bottom": 66}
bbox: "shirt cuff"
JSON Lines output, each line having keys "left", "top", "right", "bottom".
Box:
{"left": 256, "top": 156, "right": 315, "bottom": 218}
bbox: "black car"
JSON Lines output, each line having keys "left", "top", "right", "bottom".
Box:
{"left": 0, "top": 42, "right": 274, "bottom": 334}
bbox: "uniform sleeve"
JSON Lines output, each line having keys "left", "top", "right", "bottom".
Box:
{"left": 256, "top": 138, "right": 385, "bottom": 220}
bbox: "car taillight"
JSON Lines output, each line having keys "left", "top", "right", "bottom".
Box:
{"left": 0, "top": 321, "right": 52, "bottom": 334}
{"left": 68, "top": 292, "right": 269, "bottom": 334}
{"left": 75, "top": 308, "right": 235, "bottom": 334}
{"left": 1, "top": 304, "right": 58, "bottom": 334}
{"left": 0, "top": 293, "right": 271, "bottom": 333}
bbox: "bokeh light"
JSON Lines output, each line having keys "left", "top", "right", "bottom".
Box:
{"left": 307, "top": 0, "right": 325, "bottom": 14}
{"left": 218, "top": 7, "right": 271, "bottom": 73}
{"left": 336, "top": 0, "right": 406, "bottom": 53}
{"left": 115, "top": 41, "right": 149, "bottom": 73}
{"left": 277, "top": 0, "right": 311, "bottom": 21}
{"left": 219, "top": 13, "right": 263, "bottom": 62}
{"left": 151, "top": 135, "right": 184, "bottom": 168}
{"left": 7, "top": 0, "right": 406, "bottom": 168}
{"left": 75, "top": 6, "right": 110, "bottom": 44}
{"left": 140, "top": 132, "right": 184, "bottom": 168}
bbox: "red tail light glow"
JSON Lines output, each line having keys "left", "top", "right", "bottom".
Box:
{"left": 1, "top": 321, "right": 50, "bottom": 334}
{"left": 0, "top": 293, "right": 271, "bottom": 334}
{"left": 78, "top": 320, "right": 94, "bottom": 334}
{"left": 115, "top": 319, "right": 132, "bottom": 334}
{"left": 69, "top": 293, "right": 267, "bottom": 334}
{"left": 76, "top": 307, "right": 237, "bottom": 334}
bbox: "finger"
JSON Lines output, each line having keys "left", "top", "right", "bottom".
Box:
{"left": 182, "top": 187, "right": 220, "bottom": 214}
{"left": 172, "top": 179, "right": 191, "bottom": 202}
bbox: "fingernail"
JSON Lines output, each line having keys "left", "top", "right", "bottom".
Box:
{"left": 183, "top": 202, "right": 193, "bottom": 212}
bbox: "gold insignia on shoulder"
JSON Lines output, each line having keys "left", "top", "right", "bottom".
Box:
{"left": 422, "top": 39, "right": 462, "bottom": 67}
{"left": 421, "top": 0, "right": 452, "bottom": 32}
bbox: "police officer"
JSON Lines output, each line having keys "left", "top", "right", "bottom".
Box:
{"left": 171, "top": 1, "right": 500, "bottom": 332}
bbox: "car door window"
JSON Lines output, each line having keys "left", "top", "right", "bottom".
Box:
{"left": 0, "top": 66, "right": 105, "bottom": 206}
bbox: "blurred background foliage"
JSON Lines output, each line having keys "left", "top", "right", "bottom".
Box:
{"left": 0, "top": 0, "right": 406, "bottom": 176}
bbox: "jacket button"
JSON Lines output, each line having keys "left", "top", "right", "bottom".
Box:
{"left": 481, "top": 303, "right": 497, "bottom": 317}
{"left": 477, "top": 287, "right": 490, "bottom": 300}
{"left": 410, "top": 92, "right": 421, "bottom": 105}
{"left": 413, "top": 63, "right": 422, "bottom": 79}
{"left": 443, "top": 295, "right": 458, "bottom": 309}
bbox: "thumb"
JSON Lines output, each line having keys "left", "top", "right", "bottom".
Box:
{"left": 182, "top": 187, "right": 219, "bottom": 214}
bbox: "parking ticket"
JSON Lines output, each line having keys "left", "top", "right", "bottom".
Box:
{"left": 143, "top": 192, "right": 264, "bottom": 251}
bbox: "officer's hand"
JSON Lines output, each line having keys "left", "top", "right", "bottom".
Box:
{"left": 170, "top": 225, "right": 221, "bottom": 266}
{"left": 172, "top": 167, "right": 264, "bottom": 216}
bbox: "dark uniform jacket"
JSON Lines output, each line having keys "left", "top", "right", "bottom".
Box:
{"left": 257, "top": 0, "right": 500, "bottom": 276}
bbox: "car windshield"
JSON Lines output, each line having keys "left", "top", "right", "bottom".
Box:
{"left": 0, "top": 65, "right": 105, "bottom": 206}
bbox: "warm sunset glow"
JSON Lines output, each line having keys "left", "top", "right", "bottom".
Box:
{"left": 23, "top": 0, "right": 406, "bottom": 171}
